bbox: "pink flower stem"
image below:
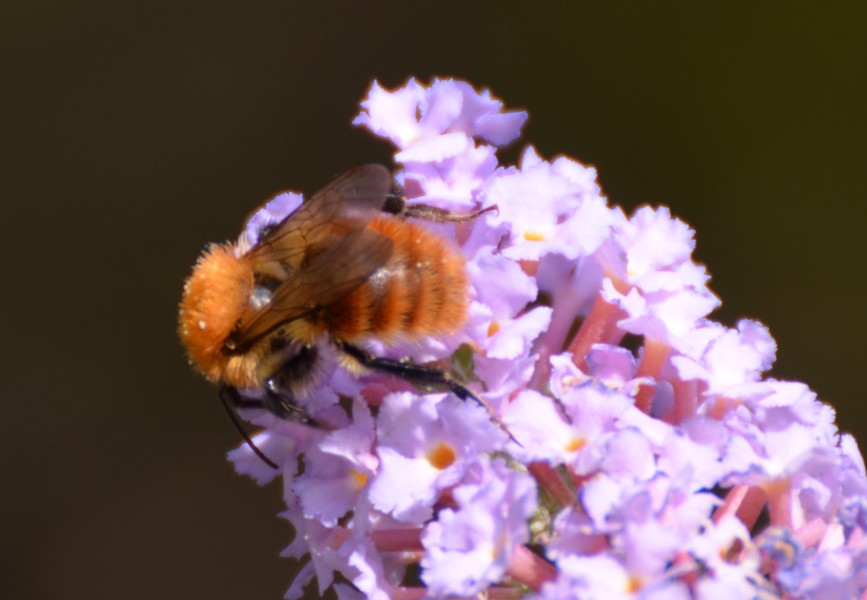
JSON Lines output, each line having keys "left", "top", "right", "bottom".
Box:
{"left": 634, "top": 339, "right": 671, "bottom": 414}
{"left": 713, "top": 485, "right": 767, "bottom": 530}
{"left": 528, "top": 461, "right": 578, "bottom": 509}
{"left": 487, "top": 587, "right": 526, "bottom": 600}
{"left": 370, "top": 528, "right": 424, "bottom": 552}
{"left": 568, "top": 294, "right": 626, "bottom": 371}
{"left": 530, "top": 284, "right": 584, "bottom": 390}
{"left": 389, "top": 588, "right": 427, "bottom": 600}
{"left": 668, "top": 378, "right": 699, "bottom": 424}
{"left": 507, "top": 543, "right": 557, "bottom": 591}
{"left": 765, "top": 480, "right": 793, "bottom": 528}
{"left": 672, "top": 550, "right": 699, "bottom": 588}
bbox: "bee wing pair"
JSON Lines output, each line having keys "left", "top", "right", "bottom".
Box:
{"left": 232, "top": 164, "right": 395, "bottom": 349}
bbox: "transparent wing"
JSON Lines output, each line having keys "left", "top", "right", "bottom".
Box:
{"left": 247, "top": 163, "right": 393, "bottom": 266}
{"left": 233, "top": 228, "right": 393, "bottom": 347}
{"left": 230, "top": 165, "right": 395, "bottom": 349}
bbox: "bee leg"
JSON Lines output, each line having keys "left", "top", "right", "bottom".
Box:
{"left": 382, "top": 186, "right": 406, "bottom": 215}
{"left": 218, "top": 386, "right": 279, "bottom": 469}
{"left": 263, "top": 379, "right": 318, "bottom": 426}
{"left": 337, "top": 342, "right": 518, "bottom": 444}
{"left": 383, "top": 187, "right": 498, "bottom": 223}
{"left": 403, "top": 203, "right": 498, "bottom": 223}
{"left": 262, "top": 344, "right": 322, "bottom": 425}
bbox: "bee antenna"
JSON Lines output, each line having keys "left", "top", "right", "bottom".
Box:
{"left": 218, "top": 387, "right": 279, "bottom": 470}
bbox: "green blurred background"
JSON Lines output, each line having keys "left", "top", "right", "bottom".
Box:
{"left": 2, "top": 3, "right": 865, "bottom": 598}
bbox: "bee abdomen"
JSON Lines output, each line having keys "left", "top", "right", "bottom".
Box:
{"left": 329, "top": 217, "right": 468, "bottom": 345}
{"left": 385, "top": 219, "right": 467, "bottom": 340}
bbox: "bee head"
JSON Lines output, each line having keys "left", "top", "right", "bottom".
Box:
{"left": 178, "top": 244, "right": 254, "bottom": 380}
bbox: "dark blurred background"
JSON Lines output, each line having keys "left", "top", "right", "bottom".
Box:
{"left": 2, "top": 3, "right": 865, "bottom": 598}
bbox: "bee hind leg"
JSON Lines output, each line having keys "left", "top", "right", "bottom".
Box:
{"left": 337, "top": 342, "right": 518, "bottom": 444}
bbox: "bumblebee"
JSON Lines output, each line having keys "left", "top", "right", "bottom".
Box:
{"left": 179, "top": 165, "right": 496, "bottom": 465}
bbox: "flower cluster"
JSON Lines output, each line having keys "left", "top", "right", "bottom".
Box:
{"left": 228, "top": 78, "right": 867, "bottom": 598}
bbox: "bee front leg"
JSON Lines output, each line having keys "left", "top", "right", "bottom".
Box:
{"left": 264, "top": 378, "right": 318, "bottom": 425}
{"left": 218, "top": 386, "right": 279, "bottom": 469}
{"left": 383, "top": 186, "right": 498, "bottom": 223}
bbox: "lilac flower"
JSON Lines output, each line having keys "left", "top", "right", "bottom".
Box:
{"left": 292, "top": 400, "right": 377, "bottom": 526}
{"left": 354, "top": 78, "right": 526, "bottom": 210}
{"left": 368, "top": 392, "right": 505, "bottom": 523}
{"left": 420, "top": 457, "right": 537, "bottom": 596}
{"left": 215, "top": 77, "right": 867, "bottom": 598}
{"left": 685, "top": 516, "right": 768, "bottom": 598}
{"left": 477, "top": 147, "right": 611, "bottom": 262}
{"left": 236, "top": 191, "right": 304, "bottom": 254}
